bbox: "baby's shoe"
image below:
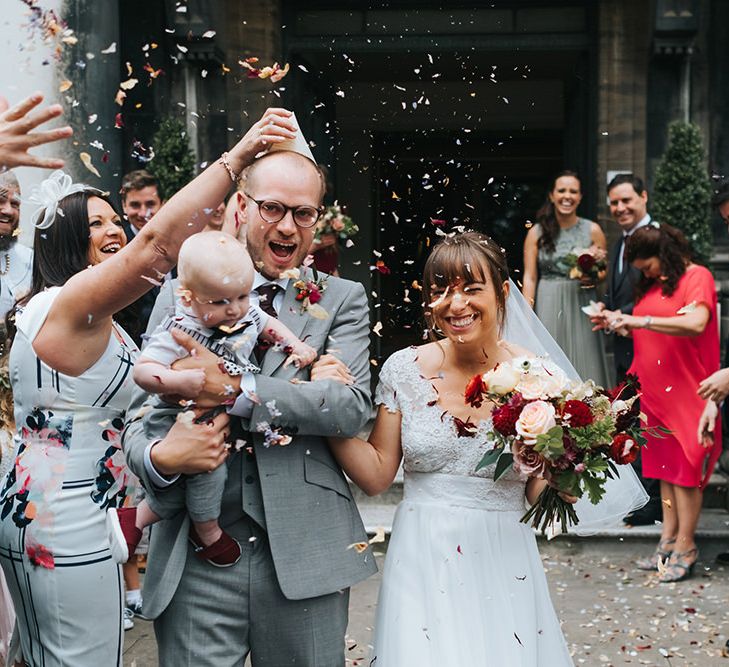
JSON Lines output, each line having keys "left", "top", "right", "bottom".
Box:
{"left": 106, "top": 507, "right": 143, "bottom": 564}
{"left": 189, "top": 526, "right": 242, "bottom": 567}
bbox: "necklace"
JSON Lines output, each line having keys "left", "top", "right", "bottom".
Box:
{"left": 0, "top": 253, "right": 9, "bottom": 276}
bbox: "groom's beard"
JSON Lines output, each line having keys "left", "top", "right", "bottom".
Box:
{"left": 0, "top": 235, "right": 16, "bottom": 252}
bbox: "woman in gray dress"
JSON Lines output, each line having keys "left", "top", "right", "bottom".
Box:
{"left": 522, "top": 171, "right": 610, "bottom": 386}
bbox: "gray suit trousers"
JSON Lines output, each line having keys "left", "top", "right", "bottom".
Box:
{"left": 154, "top": 515, "right": 349, "bottom": 667}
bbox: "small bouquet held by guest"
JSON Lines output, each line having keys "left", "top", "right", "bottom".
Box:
{"left": 563, "top": 245, "right": 607, "bottom": 288}
{"left": 314, "top": 202, "right": 359, "bottom": 245}
{"left": 465, "top": 358, "right": 659, "bottom": 534}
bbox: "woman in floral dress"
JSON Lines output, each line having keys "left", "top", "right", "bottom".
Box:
{"left": 0, "top": 109, "right": 294, "bottom": 666}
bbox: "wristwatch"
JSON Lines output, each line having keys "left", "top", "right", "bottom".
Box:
{"left": 643, "top": 316, "right": 653, "bottom": 329}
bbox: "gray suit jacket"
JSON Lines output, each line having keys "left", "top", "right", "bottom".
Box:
{"left": 123, "top": 272, "right": 378, "bottom": 618}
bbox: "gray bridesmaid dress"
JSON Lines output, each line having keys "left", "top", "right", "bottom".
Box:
{"left": 535, "top": 218, "right": 610, "bottom": 387}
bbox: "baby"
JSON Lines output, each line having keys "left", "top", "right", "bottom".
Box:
{"left": 107, "top": 231, "right": 316, "bottom": 567}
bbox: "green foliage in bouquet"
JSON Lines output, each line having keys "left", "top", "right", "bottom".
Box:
{"left": 149, "top": 118, "right": 196, "bottom": 200}
{"left": 652, "top": 122, "right": 713, "bottom": 264}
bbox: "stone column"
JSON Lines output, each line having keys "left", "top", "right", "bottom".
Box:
{"left": 596, "top": 0, "right": 651, "bottom": 239}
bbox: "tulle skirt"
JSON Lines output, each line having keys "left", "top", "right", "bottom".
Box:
{"left": 372, "top": 472, "right": 574, "bottom": 666}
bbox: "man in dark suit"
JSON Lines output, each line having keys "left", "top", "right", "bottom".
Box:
{"left": 120, "top": 170, "right": 165, "bottom": 341}
{"left": 592, "top": 173, "right": 661, "bottom": 524}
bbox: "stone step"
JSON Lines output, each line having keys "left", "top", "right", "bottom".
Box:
{"left": 358, "top": 505, "right": 729, "bottom": 560}
{"left": 351, "top": 471, "right": 729, "bottom": 510}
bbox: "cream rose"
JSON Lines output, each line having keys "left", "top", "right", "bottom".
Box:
{"left": 515, "top": 400, "right": 557, "bottom": 445}
{"left": 484, "top": 363, "right": 520, "bottom": 396}
{"left": 515, "top": 372, "right": 548, "bottom": 400}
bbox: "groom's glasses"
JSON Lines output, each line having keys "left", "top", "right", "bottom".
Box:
{"left": 244, "top": 193, "right": 323, "bottom": 229}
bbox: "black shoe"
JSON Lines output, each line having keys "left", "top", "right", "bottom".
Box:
{"left": 716, "top": 552, "right": 729, "bottom": 566}
{"left": 623, "top": 501, "right": 662, "bottom": 526}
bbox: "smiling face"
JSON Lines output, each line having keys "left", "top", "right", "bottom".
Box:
{"left": 0, "top": 183, "right": 20, "bottom": 239}
{"left": 122, "top": 185, "right": 162, "bottom": 231}
{"left": 87, "top": 196, "right": 125, "bottom": 265}
{"left": 243, "top": 153, "right": 323, "bottom": 280}
{"left": 631, "top": 256, "right": 663, "bottom": 280}
{"left": 429, "top": 273, "right": 509, "bottom": 345}
{"left": 608, "top": 182, "right": 648, "bottom": 232}
{"left": 548, "top": 175, "right": 582, "bottom": 217}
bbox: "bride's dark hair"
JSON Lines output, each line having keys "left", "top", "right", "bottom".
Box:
{"left": 422, "top": 231, "right": 510, "bottom": 338}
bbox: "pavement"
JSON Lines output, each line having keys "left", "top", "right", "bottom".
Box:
{"left": 123, "top": 541, "right": 729, "bottom": 667}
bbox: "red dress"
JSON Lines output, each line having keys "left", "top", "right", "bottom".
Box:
{"left": 629, "top": 265, "right": 721, "bottom": 488}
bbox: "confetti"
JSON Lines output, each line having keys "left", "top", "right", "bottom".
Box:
{"left": 58, "top": 79, "right": 72, "bottom": 92}
{"left": 79, "top": 152, "right": 100, "bottom": 178}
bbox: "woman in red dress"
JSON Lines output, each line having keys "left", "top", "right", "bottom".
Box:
{"left": 602, "top": 222, "right": 720, "bottom": 582}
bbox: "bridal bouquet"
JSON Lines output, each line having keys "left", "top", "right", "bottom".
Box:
{"left": 563, "top": 246, "right": 607, "bottom": 287}
{"left": 314, "top": 202, "right": 359, "bottom": 244}
{"left": 465, "top": 359, "right": 654, "bottom": 534}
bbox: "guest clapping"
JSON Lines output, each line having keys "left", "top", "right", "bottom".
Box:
{"left": 522, "top": 171, "right": 609, "bottom": 385}
{"left": 601, "top": 222, "right": 720, "bottom": 582}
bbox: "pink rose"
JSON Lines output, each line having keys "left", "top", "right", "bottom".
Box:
{"left": 512, "top": 441, "right": 547, "bottom": 479}
{"left": 331, "top": 218, "right": 345, "bottom": 232}
{"left": 515, "top": 400, "right": 556, "bottom": 445}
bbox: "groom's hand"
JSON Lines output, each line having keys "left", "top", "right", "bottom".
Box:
{"left": 168, "top": 328, "right": 242, "bottom": 408}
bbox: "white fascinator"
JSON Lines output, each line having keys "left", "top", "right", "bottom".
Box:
{"left": 26, "top": 170, "right": 104, "bottom": 230}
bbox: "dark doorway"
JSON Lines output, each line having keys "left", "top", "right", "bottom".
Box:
{"left": 373, "top": 130, "right": 562, "bottom": 359}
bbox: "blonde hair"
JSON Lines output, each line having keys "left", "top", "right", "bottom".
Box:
{"left": 177, "top": 231, "right": 253, "bottom": 295}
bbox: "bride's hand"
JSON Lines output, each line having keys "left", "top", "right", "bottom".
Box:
{"left": 557, "top": 491, "right": 578, "bottom": 504}
{"left": 310, "top": 354, "right": 355, "bottom": 385}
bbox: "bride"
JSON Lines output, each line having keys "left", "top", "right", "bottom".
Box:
{"left": 329, "top": 231, "right": 579, "bottom": 665}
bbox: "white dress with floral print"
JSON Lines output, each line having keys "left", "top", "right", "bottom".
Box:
{"left": 0, "top": 287, "right": 138, "bottom": 667}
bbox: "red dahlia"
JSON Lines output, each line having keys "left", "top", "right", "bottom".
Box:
{"left": 492, "top": 403, "right": 521, "bottom": 436}
{"left": 562, "top": 400, "right": 594, "bottom": 427}
{"left": 609, "top": 433, "right": 640, "bottom": 465}
{"left": 577, "top": 253, "right": 596, "bottom": 272}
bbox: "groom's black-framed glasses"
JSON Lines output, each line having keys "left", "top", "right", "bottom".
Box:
{"left": 244, "top": 192, "right": 323, "bottom": 229}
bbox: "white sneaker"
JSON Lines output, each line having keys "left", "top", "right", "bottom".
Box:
{"left": 123, "top": 607, "right": 135, "bottom": 631}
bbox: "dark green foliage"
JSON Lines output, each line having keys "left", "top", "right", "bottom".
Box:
{"left": 652, "top": 122, "right": 713, "bottom": 263}
{"left": 149, "top": 118, "right": 196, "bottom": 200}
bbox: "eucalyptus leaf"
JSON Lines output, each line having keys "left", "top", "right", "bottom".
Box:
{"left": 476, "top": 446, "right": 504, "bottom": 472}
{"left": 494, "top": 452, "right": 514, "bottom": 480}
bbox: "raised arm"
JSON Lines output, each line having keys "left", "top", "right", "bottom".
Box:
{"left": 35, "top": 109, "right": 297, "bottom": 374}
{"left": 521, "top": 226, "right": 539, "bottom": 308}
{"left": 0, "top": 92, "right": 72, "bottom": 170}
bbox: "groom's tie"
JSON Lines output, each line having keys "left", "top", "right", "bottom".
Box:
{"left": 241, "top": 282, "right": 283, "bottom": 529}
{"left": 253, "top": 283, "right": 282, "bottom": 362}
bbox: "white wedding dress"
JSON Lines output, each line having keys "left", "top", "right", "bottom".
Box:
{"left": 372, "top": 347, "right": 574, "bottom": 666}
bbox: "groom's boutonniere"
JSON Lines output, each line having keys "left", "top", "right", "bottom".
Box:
{"left": 280, "top": 261, "right": 329, "bottom": 320}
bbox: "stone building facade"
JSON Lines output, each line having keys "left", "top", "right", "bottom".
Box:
{"left": 5, "top": 1, "right": 727, "bottom": 357}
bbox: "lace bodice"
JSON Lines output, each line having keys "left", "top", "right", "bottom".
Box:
{"left": 376, "top": 347, "right": 524, "bottom": 494}
{"left": 537, "top": 217, "right": 593, "bottom": 279}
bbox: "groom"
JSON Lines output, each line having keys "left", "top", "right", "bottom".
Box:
{"left": 123, "top": 141, "right": 377, "bottom": 665}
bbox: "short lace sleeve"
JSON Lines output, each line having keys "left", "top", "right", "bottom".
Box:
{"left": 374, "top": 350, "right": 404, "bottom": 413}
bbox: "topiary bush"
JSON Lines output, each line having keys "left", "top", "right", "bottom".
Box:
{"left": 652, "top": 121, "right": 713, "bottom": 264}
{"left": 149, "top": 118, "right": 196, "bottom": 200}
